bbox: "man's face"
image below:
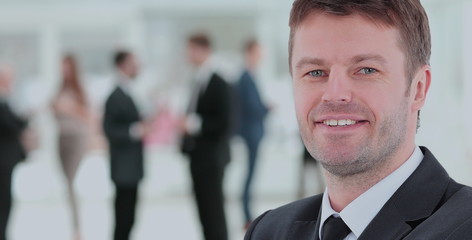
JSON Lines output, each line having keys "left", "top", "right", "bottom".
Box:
{"left": 120, "top": 54, "right": 139, "bottom": 79}
{"left": 291, "top": 13, "right": 426, "bottom": 177}
{"left": 247, "top": 44, "right": 262, "bottom": 67}
{"left": 126, "top": 55, "right": 139, "bottom": 79}
{"left": 186, "top": 43, "right": 206, "bottom": 67}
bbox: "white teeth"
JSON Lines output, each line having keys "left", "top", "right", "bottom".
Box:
{"left": 323, "top": 119, "right": 357, "bottom": 127}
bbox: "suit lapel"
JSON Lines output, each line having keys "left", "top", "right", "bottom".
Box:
{"left": 288, "top": 221, "right": 318, "bottom": 240}
{"left": 314, "top": 210, "right": 322, "bottom": 240}
{"left": 358, "top": 203, "right": 413, "bottom": 240}
{"left": 116, "top": 87, "right": 140, "bottom": 120}
{"left": 196, "top": 74, "right": 215, "bottom": 114}
{"left": 288, "top": 196, "right": 323, "bottom": 240}
{"left": 359, "top": 147, "right": 451, "bottom": 240}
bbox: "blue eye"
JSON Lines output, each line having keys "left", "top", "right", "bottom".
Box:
{"left": 359, "top": 68, "right": 377, "bottom": 74}
{"left": 308, "top": 70, "right": 325, "bottom": 77}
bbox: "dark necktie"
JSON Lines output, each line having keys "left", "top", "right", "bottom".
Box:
{"left": 322, "top": 216, "right": 352, "bottom": 240}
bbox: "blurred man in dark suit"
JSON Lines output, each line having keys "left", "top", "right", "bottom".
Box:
{"left": 180, "top": 34, "right": 232, "bottom": 240}
{"left": 0, "top": 66, "right": 27, "bottom": 240}
{"left": 103, "top": 51, "right": 146, "bottom": 240}
{"left": 236, "top": 39, "right": 269, "bottom": 228}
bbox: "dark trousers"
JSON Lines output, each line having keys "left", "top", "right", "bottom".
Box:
{"left": 242, "top": 136, "right": 261, "bottom": 223}
{"left": 190, "top": 156, "right": 228, "bottom": 240}
{"left": 0, "top": 165, "right": 14, "bottom": 240}
{"left": 113, "top": 185, "right": 138, "bottom": 240}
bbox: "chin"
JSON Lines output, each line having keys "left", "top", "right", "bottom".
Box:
{"left": 320, "top": 152, "right": 356, "bottom": 167}
{"left": 312, "top": 145, "right": 362, "bottom": 167}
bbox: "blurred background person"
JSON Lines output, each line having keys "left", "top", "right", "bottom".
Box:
{"left": 180, "top": 33, "right": 232, "bottom": 240}
{"left": 51, "top": 55, "right": 89, "bottom": 240}
{"left": 0, "top": 65, "right": 28, "bottom": 240}
{"left": 103, "top": 50, "right": 146, "bottom": 240}
{"left": 235, "top": 39, "right": 269, "bottom": 229}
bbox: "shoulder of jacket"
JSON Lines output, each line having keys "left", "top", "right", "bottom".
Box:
{"left": 247, "top": 195, "right": 323, "bottom": 236}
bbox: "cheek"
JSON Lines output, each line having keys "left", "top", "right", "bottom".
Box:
{"left": 293, "top": 82, "right": 318, "bottom": 122}
{"left": 365, "top": 92, "right": 407, "bottom": 123}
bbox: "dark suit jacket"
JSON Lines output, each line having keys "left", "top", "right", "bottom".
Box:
{"left": 236, "top": 70, "right": 268, "bottom": 143}
{"left": 0, "top": 100, "right": 27, "bottom": 169}
{"left": 245, "top": 147, "right": 472, "bottom": 240}
{"left": 103, "top": 87, "right": 144, "bottom": 187}
{"left": 181, "top": 73, "right": 232, "bottom": 166}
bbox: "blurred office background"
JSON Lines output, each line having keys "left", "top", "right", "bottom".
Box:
{"left": 0, "top": 0, "right": 471, "bottom": 239}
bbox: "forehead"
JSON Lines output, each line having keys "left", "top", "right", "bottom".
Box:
{"left": 291, "top": 12, "right": 404, "bottom": 67}
{"left": 125, "top": 54, "right": 136, "bottom": 63}
{"left": 188, "top": 42, "right": 202, "bottom": 49}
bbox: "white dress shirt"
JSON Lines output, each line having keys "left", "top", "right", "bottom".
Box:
{"left": 319, "top": 146, "right": 424, "bottom": 240}
{"left": 185, "top": 56, "right": 217, "bottom": 135}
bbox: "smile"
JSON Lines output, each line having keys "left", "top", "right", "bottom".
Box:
{"left": 323, "top": 119, "right": 357, "bottom": 127}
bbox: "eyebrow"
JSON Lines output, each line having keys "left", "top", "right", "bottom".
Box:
{"left": 294, "top": 54, "right": 388, "bottom": 70}
{"left": 351, "top": 54, "right": 388, "bottom": 66}
{"left": 295, "top": 57, "right": 326, "bottom": 70}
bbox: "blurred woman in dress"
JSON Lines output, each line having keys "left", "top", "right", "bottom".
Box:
{"left": 52, "top": 55, "right": 89, "bottom": 240}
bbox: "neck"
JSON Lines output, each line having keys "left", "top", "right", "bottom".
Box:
{"left": 245, "top": 59, "right": 258, "bottom": 72}
{"left": 325, "top": 144, "right": 416, "bottom": 212}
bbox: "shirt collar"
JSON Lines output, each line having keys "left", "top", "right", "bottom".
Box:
{"left": 319, "top": 146, "right": 424, "bottom": 239}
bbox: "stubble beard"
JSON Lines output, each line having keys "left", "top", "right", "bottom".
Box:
{"left": 300, "top": 99, "right": 408, "bottom": 178}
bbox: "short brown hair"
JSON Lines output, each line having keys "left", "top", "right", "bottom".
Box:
{"left": 188, "top": 33, "right": 212, "bottom": 50}
{"left": 288, "top": 0, "right": 431, "bottom": 85}
{"left": 114, "top": 50, "right": 131, "bottom": 68}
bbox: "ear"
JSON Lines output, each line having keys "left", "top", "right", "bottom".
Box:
{"left": 410, "top": 65, "right": 431, "bottom": 112}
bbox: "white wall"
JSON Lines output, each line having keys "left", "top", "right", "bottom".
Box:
{"left": 416, "top": 0, "right": 472, "bottom": 185}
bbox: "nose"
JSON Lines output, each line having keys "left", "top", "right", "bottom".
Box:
{"left": 321, "top": 70, "right": 352, "bottom": 103}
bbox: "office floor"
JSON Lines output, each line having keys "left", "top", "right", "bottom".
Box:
{"left": 7, "top": 136, "right": 317, "bottom": 240}
{"left": 9, "top": 191, "right": 290, "bottom": 240}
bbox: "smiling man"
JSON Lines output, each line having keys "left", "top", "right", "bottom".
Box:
{"left": 244, "top": 0, "right": 472, "bottom": 239}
